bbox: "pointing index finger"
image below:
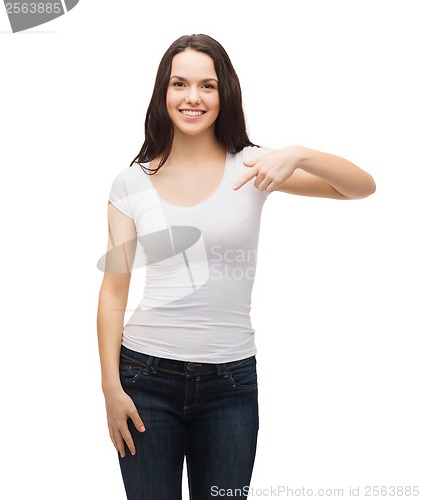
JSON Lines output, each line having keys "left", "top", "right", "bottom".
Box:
{"left": 233, "top": 169, "right": 257, "bottom": 190}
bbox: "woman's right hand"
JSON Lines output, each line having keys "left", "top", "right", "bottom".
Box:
{"left": 104, "top": 387, "right": 146, "bottom": 457}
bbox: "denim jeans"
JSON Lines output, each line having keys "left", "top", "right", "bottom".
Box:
{"left": 117, "top": 344, "right": 259, "bottom": 500}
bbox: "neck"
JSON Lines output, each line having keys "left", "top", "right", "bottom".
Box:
{"left": 167, "top": 129, "right": 226, "bottom": 167}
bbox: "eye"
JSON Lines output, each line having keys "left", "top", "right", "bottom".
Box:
{"left": 203, "top": 83, "right": 216, "bottom": 89}
{"left": 172, "top": 81, "right": 185, "bottom": 88}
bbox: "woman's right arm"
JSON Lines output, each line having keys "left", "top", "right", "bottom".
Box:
{"left": 97, "top": 201, "right": 146, "bottom": 458}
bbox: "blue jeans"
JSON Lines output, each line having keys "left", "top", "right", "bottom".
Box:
{"left": 118, "top": 344, "right": 259, "bottom": 499}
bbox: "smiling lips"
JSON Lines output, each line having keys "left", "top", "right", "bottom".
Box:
{"left": 179, "top": 109, "right": 206, "bottom": 117}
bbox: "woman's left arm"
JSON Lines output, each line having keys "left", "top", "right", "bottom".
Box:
{"left": 234, "top": 145, "right": 376, "bottom": 200}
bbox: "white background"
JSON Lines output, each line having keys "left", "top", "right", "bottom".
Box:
{"left": 1, "top": 0, "right": 420, "bottom": 498}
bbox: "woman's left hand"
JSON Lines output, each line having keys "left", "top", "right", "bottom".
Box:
{"left": 233, "top": 145, "right": 302, "bottom": 193}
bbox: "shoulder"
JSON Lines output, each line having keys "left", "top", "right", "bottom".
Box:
{"left": 109, "top": 163, "right": 146, "bottom": 194}
{"left": 111, "top": 163, "right": 142, "bottom": 183}
{"left": 240, "top": 145, "right": 276, "bottom": 162}
{"left": 109, "top": 165, "right": 131, "bottom": 188}
{"left": 108, "top": 163, "right": 149, "bottom": 214}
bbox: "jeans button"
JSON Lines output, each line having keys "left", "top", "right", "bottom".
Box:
{"left": 187, "top": 362, "right": 202, "bottom": 371}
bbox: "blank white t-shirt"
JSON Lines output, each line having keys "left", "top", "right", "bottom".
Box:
{"left": 108, "top": 145, "right": 274, "bottom": 363}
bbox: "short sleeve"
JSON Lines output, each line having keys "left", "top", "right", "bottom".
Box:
{"left": 242, "top": 145, "right": 276, "bottom": 161}
{"left": 108, "top": 170, "right": 133, "bottom": 219}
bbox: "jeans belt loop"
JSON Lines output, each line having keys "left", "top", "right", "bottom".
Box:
{"left": 142, "top": 355, "right": 155, "bottom": 376}
{"left": 151, "top": 356, "right": 160, "bottom": 374}
{"left": 217, "top": 362, "right": 229, "bottom": 379}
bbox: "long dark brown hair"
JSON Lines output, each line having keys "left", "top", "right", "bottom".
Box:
{"left": 129, "top": 34, "right": 257, "bottom": 174}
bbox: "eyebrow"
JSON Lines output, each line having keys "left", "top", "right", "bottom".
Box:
{"left": 169, "top": 76, "right": 218, "bottom": 84}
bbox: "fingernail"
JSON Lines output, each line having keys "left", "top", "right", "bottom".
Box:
{"left": 140, "top": 426, "right": 145, "bottom": 432}
{"left": 233, "top": 185, "right": 237, "bottom": 190}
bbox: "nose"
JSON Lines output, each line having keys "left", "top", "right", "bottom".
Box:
{"left": 185, "top": 86, "right": 201, "bottom": 105}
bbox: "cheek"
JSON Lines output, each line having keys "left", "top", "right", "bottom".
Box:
{"left": 166, "top": 90, "right": 178, "bottom": 111}
{"left": 210, "top": 94, "right": 220, "bottom": 114}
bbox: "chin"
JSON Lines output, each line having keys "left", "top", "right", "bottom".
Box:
{"left": 174, "top": 123, "right": 216, "bottom": 137}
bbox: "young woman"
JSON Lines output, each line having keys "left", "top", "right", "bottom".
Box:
{"left": 97, "top": 34, "right": 376, "bottom": 500}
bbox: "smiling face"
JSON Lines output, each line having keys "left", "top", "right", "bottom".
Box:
{"left": 166, "top": 49, "right": 220, "bottom": 138}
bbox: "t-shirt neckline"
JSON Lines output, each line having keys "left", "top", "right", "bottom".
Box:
{"left": 141, "top": 153, "right": 231, "bottom": 210}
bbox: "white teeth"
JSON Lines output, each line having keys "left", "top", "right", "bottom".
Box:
{"left": 181, "top": 110, "right": 204, "bottom": 116}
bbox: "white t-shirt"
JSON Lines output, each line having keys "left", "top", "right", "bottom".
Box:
{"left": 107, "top": 145, "right": 274, "bottom": 363}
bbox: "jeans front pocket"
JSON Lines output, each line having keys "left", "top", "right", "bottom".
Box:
{"left": 119, "top": 355, "right": 144, "bottom": 385}
{"left": 227, "top": 356, "right": 258, "bottom": 390}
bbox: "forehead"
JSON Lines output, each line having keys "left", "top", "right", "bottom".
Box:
{"left": 170, "top": 49, "right": 217, "bottom": 80}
